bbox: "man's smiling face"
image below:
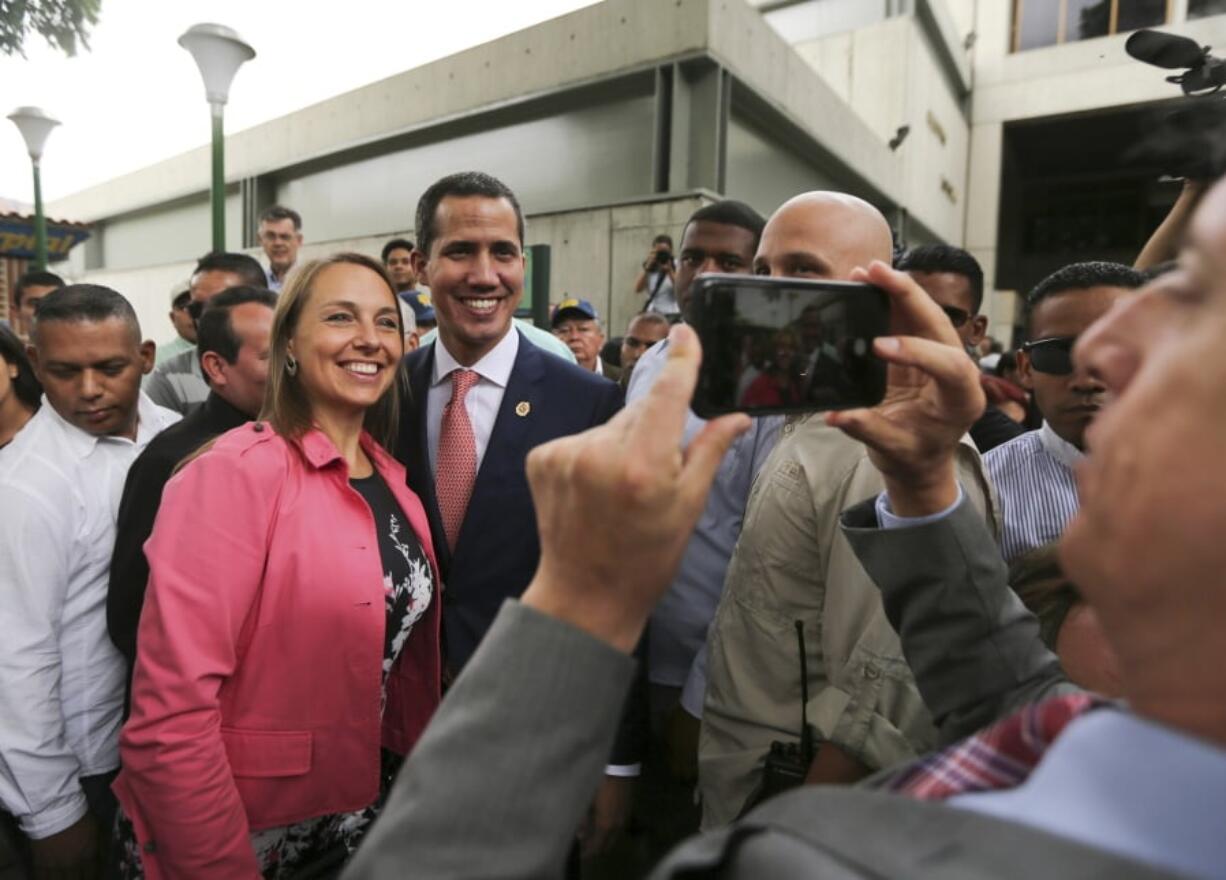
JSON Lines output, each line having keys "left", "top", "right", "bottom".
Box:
{"left": 413, "top": 195, "right": 524, "bottom": 366}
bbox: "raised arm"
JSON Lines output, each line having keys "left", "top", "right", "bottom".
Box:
{"left": 1135, "top": 179, "right": 1208, "bottom": 271}
{"left": 344, "top": 326, "right": 749, "bottom": 880}
{"left": 827, "top": 263, "right": 1077, "bottom": 742}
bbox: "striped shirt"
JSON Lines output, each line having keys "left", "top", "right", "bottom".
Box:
{"left": 984, "top": 423, "right": 1082, "bottom": 564}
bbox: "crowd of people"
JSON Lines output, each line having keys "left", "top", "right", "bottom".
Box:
{"left": 0, "top": 162, "right": 1221, "bottom": 880}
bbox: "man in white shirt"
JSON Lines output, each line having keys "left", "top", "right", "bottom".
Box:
{"left": 396, "top": 171, "right": 633, "bottom": 862}
{"left": 0, "top": 285, "right": 179, "bottom": 876}
{"left": 985, "top": 261, "right": 1146, "bottom": 564}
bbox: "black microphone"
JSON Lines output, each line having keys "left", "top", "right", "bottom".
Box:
{"left": 1126, "top": 29, "right": 1226, "bottom": 95}
{"left": 1126, "top": 29, "right": 1204, "bottom": 70}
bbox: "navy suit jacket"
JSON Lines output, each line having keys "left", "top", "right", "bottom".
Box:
{"left": 396, "top": 332, "right": 624, "bottom": 668}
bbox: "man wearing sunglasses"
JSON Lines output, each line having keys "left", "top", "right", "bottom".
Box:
{"left": 984, "top": 261, "right": 1146, "bottom": 564}
{"left": 143, "top": 252, "right": 267, "bottom": 415}
{"left": 896, "top": 244, "right": 1025, "bottom": 454}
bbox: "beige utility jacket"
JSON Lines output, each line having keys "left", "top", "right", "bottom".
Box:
{"left": 698, "top": 415, "right": 997, "bottom": 828}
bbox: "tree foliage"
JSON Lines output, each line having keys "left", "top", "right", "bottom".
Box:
{"left": 0, "top": 0, "right": 102, "bottom": 57}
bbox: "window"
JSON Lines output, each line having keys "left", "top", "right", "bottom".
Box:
{"left": 1189, "top": 0, "right": 1226, "bottom": 20}
{"left": 1012, "top": 0, "right": 1170, "bottom": 52}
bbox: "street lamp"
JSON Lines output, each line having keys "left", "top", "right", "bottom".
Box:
{"left": 178, "top": 23, "right": 255, "bottom": 252}
{"left": 7, "top": 106, "right": 60, "bottom": 270}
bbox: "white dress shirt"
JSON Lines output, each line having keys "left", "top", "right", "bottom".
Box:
{"left": 427, "top": 327, "right": 520, "bottom": 477}
{"left": 0, "top": 393, "right": 179, "bottom": 838}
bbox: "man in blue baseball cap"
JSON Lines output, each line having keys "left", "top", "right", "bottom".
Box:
{"left": 552, "top": 298, "right": 618, "bottom": 381}
{"left": 400, "top": 290, "right": 437, "bottom": 348}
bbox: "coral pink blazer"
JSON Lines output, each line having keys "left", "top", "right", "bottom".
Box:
{"left": 113, "top": 423, "right": 441, "bottom": 879}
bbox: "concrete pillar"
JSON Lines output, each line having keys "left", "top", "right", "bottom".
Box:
{"left": 664, "top": 59, "right": 730, "bottom": 194}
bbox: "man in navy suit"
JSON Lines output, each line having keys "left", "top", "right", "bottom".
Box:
{"left": 397, "top": 171, "right": 639, "bottom": 856}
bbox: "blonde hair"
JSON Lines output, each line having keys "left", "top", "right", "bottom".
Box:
{"left": 261, "top": 253, "right": 403, "bottom": 450}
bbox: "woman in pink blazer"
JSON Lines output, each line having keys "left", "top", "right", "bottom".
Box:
{"left": 112, "top": 253, "right": 441, "bottom": 878}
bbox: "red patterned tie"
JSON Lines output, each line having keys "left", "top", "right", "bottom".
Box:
{"left": 886, "top": 692, "right": 1105, "bottom": 800}
{"left": 436, "top": 369, "right": 480, "bottom": 552}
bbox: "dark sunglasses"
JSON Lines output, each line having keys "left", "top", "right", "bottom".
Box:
{"left": 1022, "top": 336, "right": 1077, "bottom": 376}
{"left": 939, "top": 305, "right": 972, "bottom": 328}
{"left": 187, "top": 300, "right": 205, "bottom": 322}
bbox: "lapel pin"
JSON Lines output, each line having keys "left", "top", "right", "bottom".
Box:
{"left": 515, "top": 401, "right": 531, "bottom": 417}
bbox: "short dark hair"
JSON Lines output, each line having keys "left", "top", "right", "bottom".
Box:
{"left": 259, "top": 205, "right": 302, "bottom": 231}
{"left": 627, "top": 311, "right": 671, "bottom": 333}
{"left": 896, "top": 244, "right": 985, "bottom": 314}
{"left": 381, "top": 238, "right": 415, "bottom": 263}
{"left": 0, "top": 323, "right": 42, "bottom": 410}
{"left": 681, "top": 200, "right": 767, "bottom": 253}
{"left": 652, "top": 234, "right": 674, "bottom": 248}
{"left": 1024, "top": 261, "right": 1146, "bottom": 337}
{"left": 29, "top": 284, "right": 141, "bottom": 345}
{"left": 193, "top": 252, "right": 268, "bottom": 289}
{"left": 14, "top": 271, "right": 65, "bottom": 307}
{"left": 172, "top": 290, "right": 192, "bottom": 310}
{"left": 415, "top": 172, "right": 524, "bottom": 258}
{"left": 196, "top": 286, "right": 278, "bottom": 368}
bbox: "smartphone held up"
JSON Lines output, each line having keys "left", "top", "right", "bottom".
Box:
{"left": 687, "top": 275, "right": 889, "bottom": 419}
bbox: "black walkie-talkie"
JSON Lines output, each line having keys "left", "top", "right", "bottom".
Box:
{"left": 742, "top": 620, "right": 819, "bottom": 814}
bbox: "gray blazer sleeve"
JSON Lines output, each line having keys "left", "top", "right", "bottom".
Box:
{"left": 840, "top": 495, "right": 1079, "bottom": 744}
{"left": 343, "top": 600, "right": 636, "bottom": 880}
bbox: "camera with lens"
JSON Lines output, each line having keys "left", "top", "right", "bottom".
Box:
{"left": 654, "top": 247, "right": 673, "bottom": 269}
{"left": 1125, "top": 29, "right": 1226, "bottom": 179}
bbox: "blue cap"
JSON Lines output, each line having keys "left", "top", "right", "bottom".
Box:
{"left": 400, "top": 290, "right": 435, "bottom": 323}
{"left": 551, "top": 297, "right": 598, "bottom": 326}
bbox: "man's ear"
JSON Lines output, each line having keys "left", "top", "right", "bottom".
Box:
{"left": 25, "top": 344, "right": 41, "bottom": 379}
{"left": 411, "top": 249, "right": 430, "bottom": 287}
{"left": 968, "top": 315, "right": 988, "bottom": 349}
{"left": 200, "top": 350, "right": 227, "bottom": 387}
{"left": 139, "top": 340, "right": 157, "bottom": 375}
{"left": 1016, "top": 349, "right": 1035, "bottom": 391}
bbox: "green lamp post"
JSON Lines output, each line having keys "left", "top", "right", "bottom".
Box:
{"left": 7, "top": 106, "right": 60, "bottom": 271}
{"left": 178, "top": 23, "right": 255, "bottom": 253}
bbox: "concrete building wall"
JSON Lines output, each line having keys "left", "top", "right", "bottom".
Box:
{"left": 786, "top": 14, "right": 970, "bottom": 243}
{"left": 97, "top": 191, "right": 243, "bottom": 272}
{"left": 274, "top": 87, "right": 657, "bottom": 243}
{"left": 724, "top": 112, "right": 840, "bottom": 218}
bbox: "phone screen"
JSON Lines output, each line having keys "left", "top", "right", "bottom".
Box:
{"left": 688, "top": 275, "right": 889, "bottom": 418}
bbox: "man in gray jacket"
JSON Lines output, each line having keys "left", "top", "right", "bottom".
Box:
{"left": 345, "top": 177, "right": 1226, "bottom": 876}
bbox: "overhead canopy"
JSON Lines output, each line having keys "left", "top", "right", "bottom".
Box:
{"left": 0, "top": 212, "right": 91, "bottom": 262}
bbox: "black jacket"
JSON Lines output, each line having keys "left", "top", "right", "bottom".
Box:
{"left": 107, "top": 392, "right": 250, "bottom": 687}
{"left": 397, "top": 334, "right": 645, "bottom": 766}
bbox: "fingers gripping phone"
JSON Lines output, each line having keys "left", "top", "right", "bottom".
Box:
{"left": 687, "top": 275, "right": 890, "bottom": 419}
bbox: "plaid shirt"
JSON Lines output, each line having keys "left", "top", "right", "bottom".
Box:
{"left": 887, "top": 693, "right": 1105, "bottom": 800}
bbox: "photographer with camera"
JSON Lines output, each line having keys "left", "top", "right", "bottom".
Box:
{"left": 634, "top": 234, "right": 680, "bottom": 318}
